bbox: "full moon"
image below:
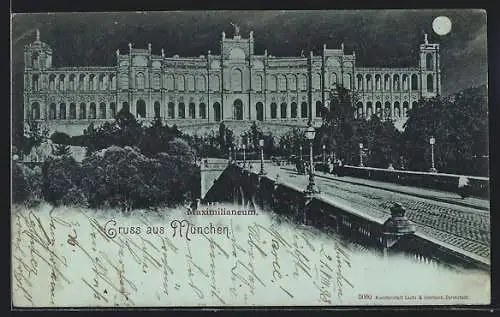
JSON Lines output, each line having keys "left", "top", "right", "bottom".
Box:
{"left": 432, "top": 16, "right": 452, "bottom": 35}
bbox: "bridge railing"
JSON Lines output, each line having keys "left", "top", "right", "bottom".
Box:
{"left": 218, "top": 164, "right": 490, "bottom": 271}
{"left": 315, "top": 163, "right": 489, "bottom": 199}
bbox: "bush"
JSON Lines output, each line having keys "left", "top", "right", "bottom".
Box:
{"left": 80, "top": 145, "right": 199, "bottom": 210}
{"left": 12, "top": 163, "right": 27, "bottom": 203}
{"left": 50, "top": 132, "right": 71, "bottom": 144}
{"left": 168, "top": 138, "right": 194, "bottom": 160}
{"left": 12, "top": 162, "right": 43, "bottom": 205}
{"left": 42, "top": 156, "right": 86, "bottom": 206}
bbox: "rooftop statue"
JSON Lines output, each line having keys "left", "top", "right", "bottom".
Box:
{"left": 230, "top": 22, "right": 240, "bottom": 37}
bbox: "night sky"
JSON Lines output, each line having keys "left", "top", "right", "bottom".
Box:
{"left": 10, "top": 10, "right": 487, "bottom": 142}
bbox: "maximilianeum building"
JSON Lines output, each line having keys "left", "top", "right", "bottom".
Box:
{"left": 23, "top": 27, "right": 441, "bottom": 138}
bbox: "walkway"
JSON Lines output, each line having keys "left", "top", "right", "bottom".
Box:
{"left": 245, "top": 162, "right": 490, "bottom": 265}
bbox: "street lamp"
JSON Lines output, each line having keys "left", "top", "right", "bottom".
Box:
{"left": 305, "top": 124, "right": 320, "bottom": 194}
{"left": 359, "top": 142, "right": 364, "bottom": 167}
{"left": 242, "top": 143, "right": 246, "bottom": 168}
{"left": 259, "top": 139, "right": 266, "bottom": 175}
{"left": 228, "top": 146, "right": 232, "bottom": 163}
{"left": 429, "top": 136, "right": 437, "bottom": 173}
{"left": 299, "top": 145, "right": 303, "bottom": 162}
{"left": 322, "top": 144, "right": 326, "bottom": 164}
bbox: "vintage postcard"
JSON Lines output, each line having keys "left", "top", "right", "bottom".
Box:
{"left": 11, "top": 10, "right": 490, "bottom": 307}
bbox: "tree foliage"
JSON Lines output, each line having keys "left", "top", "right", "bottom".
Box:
{"left": 402, "top": 86, "right": 488, "bottom": 175}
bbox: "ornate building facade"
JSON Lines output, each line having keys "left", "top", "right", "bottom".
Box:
{"left": 23, "top": 28, "right": 441, "bottom": 137}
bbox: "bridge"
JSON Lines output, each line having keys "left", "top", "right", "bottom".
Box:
{"left": 200, "top": 158, "right": 490, "bottom": 272}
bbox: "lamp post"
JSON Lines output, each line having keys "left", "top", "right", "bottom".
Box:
{"left": 305, "top": 124, "right": 320, "bottom": 194}
{"left": 429, "top": 136, "right": 437, "bottom": 173}
{"left": 242, "top": 143, "right": 246, "bottom": 168}
{"left": 359, "top": 142, "right": 364, "bottom": 167}
{"left": 322, "top": 144, "right": 326, "bottom": 164}
{"left": 259, "top": 139, "right": 266, "bottom": 175}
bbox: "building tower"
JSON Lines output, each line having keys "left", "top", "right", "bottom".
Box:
{"left": 23, "top": 29, "right": 53, "bottom": 121}
{"left": 419, "top": 33, "right": 441, "bottom": 98}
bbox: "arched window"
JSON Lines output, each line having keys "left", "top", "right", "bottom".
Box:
{"left": 49, "top": 103, "right": 57, "bottom": 120}
{"left": 393, "top": 74, "right": 400, "bottom": 90}
{"left": 384, "top": 101, "right": 391, "bottom": 120}
{"left": 412, "top": 101, "right": 418, "bottom": 110}
{"left": 270, "top": 103, "right": 277, "bottom": 119}
{"left": 291, "top": 102, "right": 297, "bottom": 118}
{"left": 366, "top": 102, "right": 373, "bottom": 118}
{"left": 177, "top": 75, "right": 185, "bottom": 91}
{"left": 79, "top": 74, "right": 86, "bottom": 90}
{"left": 330, "top": 73, "right": 337, "bottom": 89}
{"left": 49, "top": 74, "right": 56, "bottom": 90}
{"left": 89, "top": 102, "right": 97, "bottom": 119}
{"left": 312, "top": 73, "right": 321, "bottom": 90}
{"left": 168, "top": 102, "right": 175, "bottom": 118}
{"left": 99, "top": 74, "right": 107, "bottom": 90}
{"left": 289, "top": 75, "right": 297, "bottom": 91}
{"left": 121, "top": 102, "right": 129, "bottom": 113}
{"left": 234, "top": 99, "right": 243, "bottom": 120}
{"left": 136, "top": 73, "right": 145, "bottom": 90}
{"left": 426, "top": 53, "right": 434, "bottom": 70}
{"left": 189, "top": 102, "right": 196, "bottom": 119}
{"left": 58, "top": 74, "right": 65, "bottom": 90}
{"left": 210, "top": 75, "right": 220, "bottom": 91}
{"left": 232, "top": 69, "right": 243, "bottom": 92}
{"left": 154, "top": 101, "right": 161, "bottom": 118}
{"left": 89, "top": 74, "right": 96, "bottom": 90}
{"left": 31, "top": 102, "right": 40, "bottom": 120}
{"left": 31, "top": 52, "right": 40, "bottom": 69}
{"left": 384, "top": 74, "right": 390, "bottom": 90}
{"left": 375, "top": 74, "right": 381, "bottom": 91}
{"left": 178, "top": 102, "right": 185, "bottom": 118}
{"left": 315, "top": 101, "right": 322, "bottom": 117}
{"left": 357, "top": 74, "right": 363, "bottom": 90}
{"left": 187, "top": 75, "right": 195, "bottom": 92}
{"left": 253, "top": 75, "right": 263, "bottom": 92}
{"left": 280, "top": 103, "right": 287, "bottom": 118}
{"left": 59, "top": 103, "right": 66, "bottom": 120}
{"left": 256, "top": 102, "right": 263, "bottom": 121}
{"left": 278, "top": 75, "right": 287, "bottom": 91}
{"left": 366, "top": 74, "right": 372, "bottom": 91}
{"left": 343, "top": 73, "right": 351, "bottom": 90}
{"left": 213, "top": 102, "right": 221, "bottom": 122}
{"left": 268, "top": 75, "right": 277, "bottom": 91}
{"left": 69, "top": 103, "right": 76, "bottom": 119}
{"left": 301, "top": 102, "right": 308, "bottom": 118}
{"left": 99, "top": 102, "right": 106, "bottom": 119}
{"left": 79, "top": 103, "right": 87, "bottom": 119}
{"left": 300, "top": 74, "right": 308, "bottom": 91}
{"left": 427, "top": 74, "right": 434, "bottom": 92}
{"left": 394, "top": 102, "right": 400, "bottom": 118}
{"left": 196, "top": 75, "right": 206, "bottom": 91}
{"left": 67, "top": 74, "right": 75, "bottom": 90}
{"left": 110, "top": 102, "right": 116, "bottom": 118}
{"left": 152, "top": 74, "right": 161, "bottom": 90}
{"left": 375, "top": 101, "right": 382, "bottom": 117}
{"left": 411, "top": 74, "right": 418, "bottom": 90}
{"left": 110, "top": 75, "right": 116, "bottom": 90}
{"left": 199, "top": 103, "right": 206, "bottom": 119}
{"left": 136, "top": 100, "right": 146, "bottom": 118}
{"left": 31, "top": 74, "right": 39, "bottom": 91}
{"left": 356, "top": 102, "right": 363, "bottom": 119}
{"left": 166, "top": 74, "right": 175, "bottom": 90}
{"left": 403, "top": 101, "right": 409, "bottom": 117}
{"left": 402, "top": 74, "right": 409, "bottom": 90}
